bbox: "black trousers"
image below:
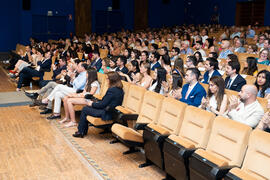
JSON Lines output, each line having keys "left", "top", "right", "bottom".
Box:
{"left": 78, "top": 106, "right": 105, "bottom": 135}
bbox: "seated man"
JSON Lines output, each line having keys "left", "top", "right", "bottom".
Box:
{"left": 186, "top": 55, "right": 197, "bottom": 68}
{"left": 202, "top": 57, "right": 221, "bottom": 84}
{"left": 149, "top": 52, "right": 161, "bottom": 70}
{"left": 115, "top": 56, "right": 128, "bottom": 74}
{"left": 41, "top": 62, "right": 88, "bottom": 119}
{"left": 218, "top": 39, "right": 233, "bottom": 59}
{"left": 16, "top": 51, "right": 52, "bottom": 91}
{"left": 225, "top": 61, "right": 246, "bottom": 92}
{"left": 227, "top": 85, "right": 264, "bottom": 128}
{"left": 180, "top": 68, "right": 206, "bottom": 107}
{"left": 90, "top": 50, "right": 102, "bottom": 71}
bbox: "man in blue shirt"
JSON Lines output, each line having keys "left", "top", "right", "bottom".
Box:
{"left": 180, "top": 68, "right": 206, "bottom": 107}
{"left": 218, "top": 39, "right": 233, "bottom": 59}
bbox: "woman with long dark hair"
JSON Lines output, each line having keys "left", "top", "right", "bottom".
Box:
{"left": 118, "top": 60, "right": 140, "bottom": 82}
{"left": 254, "top": 70, "right": 270, "bottom": 98}
{"left": 73, "top": 71, "right": 124, "bottom": 138}
{"left": 242, "top": 57, "right": 258, "bottom": 76}
{"left": 172, "top": 57, "right": 185, "bottom": 78}
{"left": 61, "top": 67, "right": 100, "bottom": 127}
{"left": 149, "top": 67, "right": 167, "bottom": 94}
{"left": 200, "top": 76, "right": 228, "bottom": 116}
{"left": 163, "top": 73, "right": 183, "bottom": 99}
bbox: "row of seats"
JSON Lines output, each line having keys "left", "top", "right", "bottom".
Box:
{"left": 79, "top": 75, "right": 270, "bottom": 179}
{"left": 109, "top": 87, "right": 270, "bottom": 180}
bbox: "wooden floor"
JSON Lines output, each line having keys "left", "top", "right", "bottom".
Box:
{"left": 0, "top": 66, "right": 16, "bottom": 92}
{"left": 0, "top": 65, "right": 165, "bottom": 180}
{"left": 0, "top": 106, "right": 99, "bottom": 180}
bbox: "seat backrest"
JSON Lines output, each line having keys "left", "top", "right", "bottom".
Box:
{"left": 200, "top": 83, "right": 209, "bottom": 93}
{"left": 241, "top": 129, "right": 270, "bottom": 179}
{"left": 206, "top": 116, "right": 252, "bottom": 166}
{"left": 121, "top": 80, "right": 130, "bottom": 107}
{"left": 97, "top": 73, "right": 108, "bottom": 97}
{"left": 257, "top": 64, "right": 269, "bottom": 72}
{"left": 124, "top": 84, "right": 146, "bottom": 114}
{"left": 99, "top": 48, "right": 108, "bottom": 59}
{"left": 257, "top": 97, "right": 268, "bottom": 112}
{"left": 137, "top": 91, "right": 164, "bottom": 124}
{"left": 242, "top": 74, "right": 256, "bottom": 85}
{"left": 225, "top": 89, "right": 239, "bottom": 99}
{"left": 178, "top": 106, "right": 215, "bottom": 149}
{"left": 156, "top": 97, "right": 187, "bottom": 135}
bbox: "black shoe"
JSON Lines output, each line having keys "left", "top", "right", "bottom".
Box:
{"left": 40, "top": 108, "right": 52, "bottom": 114}
{"left": 72, "top": 131, "right": 84, "bottom": 138}
{"left": 39, "top": 105, "right": 47, "bottom": 110}
{"left": 29, "top": 100, "right": 42, "bottom": 107}
{"left": 25, "top": 92, "right": 39, "bottom": 100}
{"left": 47, "top": 114, "right": 61, "bottom": 120}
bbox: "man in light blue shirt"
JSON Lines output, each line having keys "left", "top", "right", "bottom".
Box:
{"left": 218, "top": 39, "right": 233, "bottom": 59}
{"left": 180, "top": 40, "right": 193, "bottom": 55}
{"left": 246, "top": 25, "right": 255, "bottom": 38}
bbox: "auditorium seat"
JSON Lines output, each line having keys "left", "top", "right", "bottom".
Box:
{"left": 94, "top": 73, "right": 108, "bottom": 100}
{"left": 140, "top": 98, "right": 187, "bottom": 169}
{"left": 163, "top": 106, "right": 215, "bottom": 180}
{"left": 188, "top": 116, "right": 252, "bottom": 180}
{"left": 257, "top": 97, "right": 268, "bottom": 112}
{"left": 225, "top": 129, "right": 270, "bottom": 180}
{"left": 115, "top": 84, "right": 146, "bottom": 126}
{"left": 111, "top": 91, "right": 164, "bottom": 154}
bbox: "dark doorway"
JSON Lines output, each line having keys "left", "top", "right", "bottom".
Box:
{"left": 75, "top": 0, "right": 91, "bottom": 37}
{"left": 235, "top": 0, "right": 265, "bottom": 26}
{"left": 134, "top": 0, "right": 148, "bottom": 31}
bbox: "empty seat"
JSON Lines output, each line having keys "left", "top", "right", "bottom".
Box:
{"left": 225, "top": 129, "right": 270, "bottom": 180}
{"left": 141, "top": 98, "right": 187, "bottom": 169}
{"left": 111, "top": 91, "right": 164, "bottom": 154}
{"left": 163, "top": 106, "right": 215, "bottom": 180}
{"left": 115, "top": 84, "right": 146, "bottom": 116}
{"left": 189, "top": 116, "right": 252, "bottom": 180}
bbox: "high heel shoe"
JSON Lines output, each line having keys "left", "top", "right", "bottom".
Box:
{"left": 72, "top": 131, "right": 84, "bottom": 138}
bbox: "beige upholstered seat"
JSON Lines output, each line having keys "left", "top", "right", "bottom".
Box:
{"left": 168, "top": 105, "right": 215, "bottom": 150}
{"left": 115, "top": 84, "right": 146, "bottom": 115}
{"left": 111, "top": 91, "right": 164, "bottom": 144}
{"left": 226, "top": 129, "right": 270, "bottom": 180}
{"left": 189, "top": 116, "right": 252, "bottom": 180}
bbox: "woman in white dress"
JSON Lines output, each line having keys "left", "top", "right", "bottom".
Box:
{"left": 149, "top": 67, "right": 167, "bottom": 95}
{"left": 200, "top": 76, "right": 228, "bottom": 116}
{"left": 134, "top": 62, "right": 152, "bottom": 90}
{"left": 60, "top": 68, "right": 100, "bottom": 127}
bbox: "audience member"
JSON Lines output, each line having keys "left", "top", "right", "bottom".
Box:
{"left": 254, "top": 70, "right": 270, "bottom": 98}
{"left": 225, "top": 61, "right": 246, "bottom": 92}
{"left": 202, "top": 57, "right": 221, "bottom": 84}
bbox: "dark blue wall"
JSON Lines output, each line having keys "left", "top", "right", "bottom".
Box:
{"left": 1, "top": 0, "right": 270, "bottom": 52}
{"left": 0, "top": 0, "right": 20, "bottom": 52}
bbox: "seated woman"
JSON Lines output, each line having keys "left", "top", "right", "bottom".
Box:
{"left": 163, "top": 73, "right": 183, "bottom": 99}
{"left": 241, "top": 57, "right": 258, "bottom": 76}
{"left": 161, "top": 54, "right": 172, "bottom": 74}
{"left": 134, "top": 62, "right": 153, "bottom": 89}
{"left": 254, "top": 70, "right": 270, "bottom": 98}
{"left": 194, "top": 51, "right": 204, "bottom": 68}
{"left": 73, "top": 71, "right": 124, "bottom": 138}
{"left": 61, "top": 68, "right": 100, "bottom": 127}
{"left": 98, "top": 58, "right": 110, "bottom": 74}
{"left": 172, "top": 57, "right": 185, "bottom": 78}
{"left": 16, "top": 50, "right": 52, "bottom": 91}
{"left": 257, "top": 48, "right": 270, "bottom": 65}
{"left": 200, "top": 76, "right": 228, "bottom": 116}
{"left": 9, "top": 47, "right": 39, "bottom": 77}
{"left": 118, "top": 60, "right": 140, "bottom": 82}
{"left": 149, "top": 67, "right": 167, "bottom": 95}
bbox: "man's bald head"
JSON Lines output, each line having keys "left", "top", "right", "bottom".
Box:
{"left": 243, "top": 85, "right": 258, "bottom": 96}
{"left": 239, "top": 85, "right": 258, "bottom": 103}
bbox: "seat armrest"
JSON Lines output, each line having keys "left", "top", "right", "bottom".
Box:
{"left": 134, "top": 123, "right": 148, "bottom": 130}
{"left": 178, "top": 147, "right": 196, "bottom": 159}
{"left": 210, "top": 165, "right": 238, "bottom": 179}
{"left": 153, "top": 134, "right": 168, "bottom": 143}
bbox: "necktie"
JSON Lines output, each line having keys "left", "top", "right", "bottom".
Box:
{"left": 227, "top": 79, "right": 232, "bottom": 89}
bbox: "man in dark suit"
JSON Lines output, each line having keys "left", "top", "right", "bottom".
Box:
{"left": 225, "top": 60, "right": 246, "bottom": 92}
{"left": 180, "top": 68, "right": 206, "bottom": 107}
{"left": 149, "top": 52, "right": 161, "bottom": 71}
{"left": 16, "top": 51, "right": 52, "bottom": 91}
{"left": 90, "top": 50, "right": 102, "bottom": 71}
{"left": 202, "top": 57, "right": 221, "bottom": 84}
{"left": 115, "top": 56, "right": 128, "bottom": 74}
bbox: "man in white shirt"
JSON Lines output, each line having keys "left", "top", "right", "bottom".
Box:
{"left": 194, "top": 41, "right": 206, "bottom": 57}
{"left": 227, "top": 85, "right": 264, "bottom": 128}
